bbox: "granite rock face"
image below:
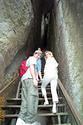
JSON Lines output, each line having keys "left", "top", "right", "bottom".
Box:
{"left": 0, "top": 0, "right": 33, "bottom": 89}
{"left": 48, "top": 0, "right": 83, "bottom": 120}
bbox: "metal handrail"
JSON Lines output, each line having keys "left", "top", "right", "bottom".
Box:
{"left": 0, "top": 75, "right": 19, "bottom": 95}
{"left": 0, "top": 74, "right": 19, "bottom": 121}
{"left": 58, "top": 79, "right": 83, "bottom": 125}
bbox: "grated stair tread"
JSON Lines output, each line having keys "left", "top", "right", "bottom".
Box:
{"left": 2, "top": 103, "right": 65, "bottom": 109}
{"left": 4, "top": 112, "right": 69, "bottom": 118}
{"left": 7, "top": 97, "right": 62, "bottom": 101}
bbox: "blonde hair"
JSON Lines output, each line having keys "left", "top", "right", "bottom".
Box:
{"left": 45, "top": 51, "right": 53, "bottom": 57}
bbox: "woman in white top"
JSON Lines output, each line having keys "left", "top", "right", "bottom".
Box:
{"left": 41, "top": 51, "right": 59, "bottom": 113}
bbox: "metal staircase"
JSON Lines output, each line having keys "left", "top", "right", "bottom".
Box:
{"left": 1, "top": 78, "right": 83, "bottom": 125}
{"left": 1, "top": 80, "right": 71, "bottom": 125}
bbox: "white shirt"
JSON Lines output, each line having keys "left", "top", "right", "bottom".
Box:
{"left": 44, "top": 57, "right": 58, "bottom": 77}
{"left": 21, "top": 56, "right": 36, "bottom": 81}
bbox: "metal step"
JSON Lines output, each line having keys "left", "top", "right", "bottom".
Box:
{"left": 7, "top": 97, "right": 63, "bottom": 102}
{"left": 4, "top": 112, "right": 69, "bottom": 118}
{"left": 20, "top": 86, "right": 51, "bottom": 91}
{"left": 2, "top": 104, "right": 65, "bottom": 109}
{"left": 19, "top": 92, "right": 52, "bottom": 96}
{"left": 52, "top": 123, "right": 71, "bottom": 125}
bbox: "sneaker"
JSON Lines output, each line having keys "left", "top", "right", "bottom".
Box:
{"left": 16, "top": 118, "right": 26, "bottom": 125}
{"left": 44, "top": 100, "right": 49, "bottom": 105}
{"left": 52, "top": 103, "right": 57, "bottom": 113}
{"left": 25, "top": 122, "right": 31, "bottom": 125}
{"left": 32, "top": 121, "right": 41, "bottom": 125}
{"left": 25, "top": 123, "right": 32, "bottom": 125}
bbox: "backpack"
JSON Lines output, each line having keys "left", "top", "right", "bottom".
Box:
{"left": 19, "top": 60, "right": 28, "bottom": 77}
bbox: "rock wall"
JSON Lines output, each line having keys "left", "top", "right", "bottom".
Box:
{"left": 0, "top": 0, "right": 33, "bottom": 89}
{"left": 48, "top": 0, "right": 83, "bottom": 119}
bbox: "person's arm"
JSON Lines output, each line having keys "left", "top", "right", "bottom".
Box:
{"left": 55, "top": 59, "right": 58, "bottom": 67}
{"left": 29, "top": 64, "right": 38, "bottom": 87}
{"left": 38, "top": 71, "right": 42, "bottom": 80}
{"left": 37, "top": 59, "right": 42, "bottom": 80}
